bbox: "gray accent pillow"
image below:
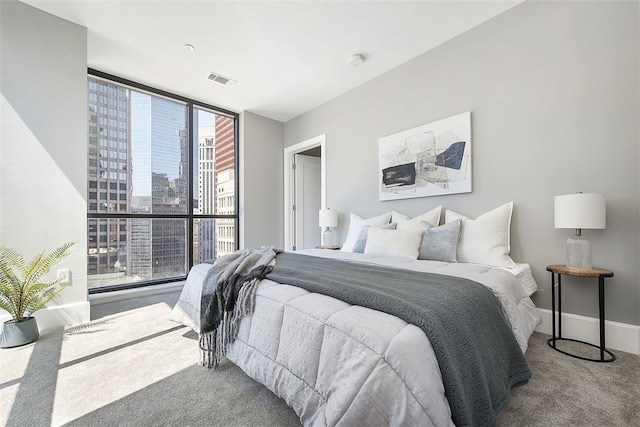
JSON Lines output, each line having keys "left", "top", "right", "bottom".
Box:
{"left": 353, "top": 222, "right": 397, "bottom": 253}
{"left": 418, "top": 219, "right": 461, "bottom": 262}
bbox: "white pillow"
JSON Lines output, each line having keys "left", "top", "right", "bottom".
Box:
{"left": 364, "top": 228, "right": 423, "bottom": 260}
{"left": 341, "top": 212, "right": 392, "bottom": 252}
{"left": 352, "top": 223, "right": 397, "bottom": 253}
{"left": 391, "top": 206, "right": 442, "bottom": 230}
{"left": 445, "top": 202, "right": 516, "bottom": 268}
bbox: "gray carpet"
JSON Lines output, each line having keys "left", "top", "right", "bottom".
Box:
{"left": 1, "top": 291, "right": 638, "bottom": 426}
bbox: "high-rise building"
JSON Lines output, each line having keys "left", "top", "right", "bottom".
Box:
{"left": 216, "top": 169, "right": 235, "bottom": 257}
{"left": 87, "top": 77, "right": 132, "bottom": 277}
{"left": 195, "top": 113, "right": 236, "bottom": 262}
{"left": 198, "top": 128, "right": 216, "bottom": 215}
{"left": 143, "top": 105, "right": 189, "bottom": 279}
{"left": 197, "top": 126, "right": 216, "bottom": 262}
{"left": 150, "top": 172, "right": 186, "bottom": 279}
{"left": 214, "top": 116, "right": 236, "bottom": 257}
{"left": 215, "top": 116, "right": 235, "bottom": 172}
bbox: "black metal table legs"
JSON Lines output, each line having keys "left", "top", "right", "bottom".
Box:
{"left": 547, "top": 271, "right": 615, "bottom": 363}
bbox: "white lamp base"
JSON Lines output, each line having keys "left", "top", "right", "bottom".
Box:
{"left": 322, "top": 228, "right": 334, "bottom": 247}
{"left": 566, "top": 233, "right": 592, "bottom": 269}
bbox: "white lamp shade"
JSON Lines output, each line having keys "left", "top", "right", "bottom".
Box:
{"left": 319, "top": 208, "right": 338, "bottom": 228}
{"left": 554, "top": 193, "right": 606, "bottom": 229}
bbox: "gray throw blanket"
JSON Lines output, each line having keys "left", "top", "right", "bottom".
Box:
{"left": 199, "top": 247, "right": 278, "bottom": 368}
{"left": 265, "top": 252, "right": 530, "bottom": 427}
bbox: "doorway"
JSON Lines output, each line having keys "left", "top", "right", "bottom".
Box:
{"left": 284, "top": 134, "right": 326, "bottom": 251}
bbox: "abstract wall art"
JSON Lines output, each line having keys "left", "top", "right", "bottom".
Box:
{"left": 378, "top": 111, "right": 472, "bottom": 201}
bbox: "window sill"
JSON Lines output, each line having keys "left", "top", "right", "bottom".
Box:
{"left": 89, "top": 280, "right": 185, "bottom": 306}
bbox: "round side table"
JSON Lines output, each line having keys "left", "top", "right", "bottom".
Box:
{"left": 546, "top": 264, "right": 615, "bottom": 363}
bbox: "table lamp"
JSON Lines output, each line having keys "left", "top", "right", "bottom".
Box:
{"left": 319, "top": 208, "right": 338, "bottom": 246}
{"left": 554, "top": 192, "right": 606, "bottom": 269}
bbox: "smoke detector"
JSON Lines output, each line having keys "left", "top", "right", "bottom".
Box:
{"left": 207, "top": 72, "right": 237, "bottom": 87}
{"left": 349, "top": 54, "right": 365, "bottom": 67}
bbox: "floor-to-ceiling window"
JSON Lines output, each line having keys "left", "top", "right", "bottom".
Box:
{"left": 87, "top": 70, "right": 238, "bottom": 292}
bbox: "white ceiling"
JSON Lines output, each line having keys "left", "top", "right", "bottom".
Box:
{"left": 20, "top": 0, "right": 524, "bottom": 122}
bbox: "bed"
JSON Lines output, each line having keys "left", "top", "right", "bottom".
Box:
{"left": 171, "top": 204, "right": 542, "bottom": 426}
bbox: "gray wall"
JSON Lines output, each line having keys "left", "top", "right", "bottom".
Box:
{"left": 1, "top": 1, "right": 90, "bottom": 328}
{"left": 240, "top": 111, "right": 285, "bottom": 250}
{"left": 284, "top": 1, "right": 640, "bottom": 325}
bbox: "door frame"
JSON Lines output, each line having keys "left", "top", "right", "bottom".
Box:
{"left": 284, "top": 134, "right": 326, "bottom": 251}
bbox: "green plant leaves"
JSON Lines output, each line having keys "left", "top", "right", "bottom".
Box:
{"left": 0, "top": 242, "right": 75, "bottom": 321}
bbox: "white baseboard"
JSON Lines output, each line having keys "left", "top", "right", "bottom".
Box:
{"left": 0, "top": 301, "right": 92, "bottom": 334}
{"left": 535, "top": 308, "right": 640, "bottom": 355}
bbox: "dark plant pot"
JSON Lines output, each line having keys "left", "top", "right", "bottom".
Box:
{"left": 0, "top": 317, "right": 40, "bottom": 348}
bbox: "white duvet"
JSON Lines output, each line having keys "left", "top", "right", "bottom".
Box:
{"left": 171, "top": 249, "right": 541, "bottom": 426}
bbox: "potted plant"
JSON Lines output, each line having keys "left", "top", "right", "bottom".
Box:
{"left": 0, "top": 242, "right": 75, "bottom": 348}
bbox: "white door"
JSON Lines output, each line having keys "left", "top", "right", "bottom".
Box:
{"left": 294, "top": 154, "right": 321, "bottom": 250}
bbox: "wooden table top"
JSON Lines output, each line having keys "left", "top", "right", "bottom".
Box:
{"left": 546, "top": 264, "right": 614, "bottom": 278}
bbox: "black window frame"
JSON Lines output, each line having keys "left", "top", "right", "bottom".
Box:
{"left": 87, "top": 68, "right": 240, "bottom": 294}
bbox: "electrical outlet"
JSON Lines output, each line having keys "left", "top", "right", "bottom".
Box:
{"left": 57, "top": 268, "right": 71, "bottom": 285}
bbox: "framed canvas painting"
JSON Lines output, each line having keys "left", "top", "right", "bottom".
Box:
{"left": 378, "top": 111, "right": 471, "bottom": 201}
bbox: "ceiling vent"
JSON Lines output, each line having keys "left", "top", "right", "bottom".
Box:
{"left": 207, "top": 72, "right": 237, "bottom": 87}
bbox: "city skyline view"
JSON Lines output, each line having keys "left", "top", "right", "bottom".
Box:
{"left": 87, "top": 75, "right": 237, "bottom": 289}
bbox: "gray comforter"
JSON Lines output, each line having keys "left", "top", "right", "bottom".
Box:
{"left": 265, "top": 252, "right": 531, "bottom": 426}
